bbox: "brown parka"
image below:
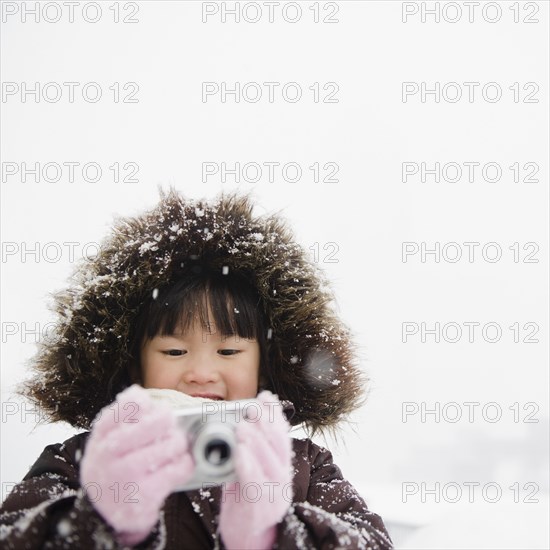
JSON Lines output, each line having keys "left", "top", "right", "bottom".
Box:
{"left": 0, "top": 426, "right": 392, "bottom": 549}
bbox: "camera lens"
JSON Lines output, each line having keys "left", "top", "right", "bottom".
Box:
{"left": 193, "top": 423, "right": 236, "bottom": 479}
{"left": 204, "top": 439, "right": 231, "bottom": 465}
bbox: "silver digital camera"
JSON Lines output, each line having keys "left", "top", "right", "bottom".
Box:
{"left": 173, "top": 398, "right": 261, "bottom": 492}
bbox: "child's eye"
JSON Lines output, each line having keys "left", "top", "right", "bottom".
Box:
{"left": 163, "top": 349, "right": 186, "bottom": 356}
{"left": 218, "top": 349, "right": 240, "bottom": 356}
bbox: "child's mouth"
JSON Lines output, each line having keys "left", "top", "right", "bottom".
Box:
{"left": 189, "top": 393, "right": 224, "bottom": 400}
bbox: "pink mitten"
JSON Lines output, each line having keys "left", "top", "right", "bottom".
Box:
{"left": 80, "top": 384, "right": 194, "bottom": 546}
{"left": 219, "top": 390, "right": 293, "bottom": 550}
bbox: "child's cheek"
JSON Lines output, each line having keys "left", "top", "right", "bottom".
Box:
{"left": 231, "top": 373, "right": 260, "bottom": 400}
{"left": 143, "top": 358, "right": 171, "bottom": 389}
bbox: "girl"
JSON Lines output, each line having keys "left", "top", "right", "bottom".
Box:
{"left": 0, "top": 190, "right": 393, "bottom": 549}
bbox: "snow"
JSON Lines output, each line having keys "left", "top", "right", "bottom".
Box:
{"left": 281, "top": 506, "right": 309, "bottom": 550}
{"left": 0, "top": 500, "right": 51, "bottom": 540}
{"left": 303, "top": 349, "right": 339, "bottom": 389}
{"left": 139, "top": 242, "right": 158, "bottom": 254}
{"left": 399, "top": 501, "right": 550, "bottom": 549}
{"left": 56, "top": 518, "right": 72, "bottom": 536}
{"left": 90, "top": 526, "right": 117, "bottom": 549}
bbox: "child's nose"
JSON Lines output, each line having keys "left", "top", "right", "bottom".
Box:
{"left": 181, "top": 358, "right": 219, "bottom": 384}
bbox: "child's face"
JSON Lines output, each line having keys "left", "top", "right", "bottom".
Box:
{"left": 140, "top": 316, "right": 261, "bottom": 401}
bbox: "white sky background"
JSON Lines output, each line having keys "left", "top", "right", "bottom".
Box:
{"left": 1, "top": 1, "right": 549, "bottom": 548}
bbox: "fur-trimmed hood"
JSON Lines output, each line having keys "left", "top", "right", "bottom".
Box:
{"left": 19, "top": 189, "right": 366, "bottom": 435}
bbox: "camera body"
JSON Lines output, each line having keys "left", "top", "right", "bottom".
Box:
{"left": 173, "top": 398, "right": 260, "bottom": 492}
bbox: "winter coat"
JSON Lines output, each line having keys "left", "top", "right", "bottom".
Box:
{"left": 0, "top": 430, "right": 393, "bottom": 549}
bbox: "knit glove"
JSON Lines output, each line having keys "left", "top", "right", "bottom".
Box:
{"left": 219, "top": 390, "right": 293, "bottom": 549}
{"left": 80, "top": 384, "right": 194, "bottom": 547}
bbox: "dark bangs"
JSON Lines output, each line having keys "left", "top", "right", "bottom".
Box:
{"left": 131, "top": 268, "right": 268, "bottom": 349}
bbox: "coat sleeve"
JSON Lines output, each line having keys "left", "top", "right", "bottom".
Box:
{"left": 273, "top": 439, "right": 393, "bottom": 550}
{"left": 0, "top": 435, "right": 166, "bottom": 550}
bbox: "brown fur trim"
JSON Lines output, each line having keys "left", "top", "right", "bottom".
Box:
{"left": 17, "top": 189, "right": 367, "bottom": 436}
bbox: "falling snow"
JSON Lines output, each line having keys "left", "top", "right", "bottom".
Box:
{"left": 56, "top": 519, "right": 72, "bottom": 536}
